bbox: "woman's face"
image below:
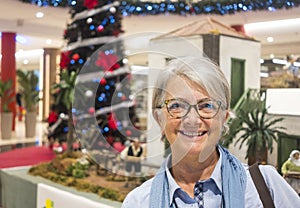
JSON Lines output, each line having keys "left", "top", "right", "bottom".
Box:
{"left": 159, "top": 76, "right": 227, "bottom": 162}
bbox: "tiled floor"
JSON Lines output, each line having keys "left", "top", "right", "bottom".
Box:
{"left": 0, "top": 118, "right": 48, "bottom": 152}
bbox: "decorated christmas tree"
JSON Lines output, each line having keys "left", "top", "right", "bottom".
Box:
{"left": 59, "top": 0, "right": 140, "bottom": 154}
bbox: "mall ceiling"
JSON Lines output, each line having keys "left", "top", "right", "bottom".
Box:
{"left": 0, "top": 0, "right": 300, "bottom": 63}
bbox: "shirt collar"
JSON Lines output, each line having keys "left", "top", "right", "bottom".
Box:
{"left": 165, "top": 148, "right": 223, "bottom": 206}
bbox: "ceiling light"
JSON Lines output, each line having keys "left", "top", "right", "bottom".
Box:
{"left": 46, "top": 39, "right": 52, "bottom": 44}
{"left": 23, "top": 59, "right": 29, "bottom": 65}
{"left": 15, "top": 35, "right": 27, "bottom": 44}
{"left": 267, "top": 37, "right": 274, "bottom": 42}
{"left": 244, "top": 18, "right": 300, "bottom": 31}
{"left": 36, "top": 12, "right": 44, "bottom": 18}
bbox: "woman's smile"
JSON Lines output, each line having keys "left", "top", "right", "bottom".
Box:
{"left": 177, "top": 129, "right": 207, "bottom": 139}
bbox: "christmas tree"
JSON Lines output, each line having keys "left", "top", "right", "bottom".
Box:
{"left": 58, "top": 0, "right": 140, "bottom": 157}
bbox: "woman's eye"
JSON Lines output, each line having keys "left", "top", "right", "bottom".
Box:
{"left": 199, "top": 102, "right": 214, "bottom": 109}
{"left": 169, "top": 102, "right": 181, "bottom": 109}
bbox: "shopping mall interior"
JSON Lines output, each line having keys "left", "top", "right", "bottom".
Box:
{"left": 0, "top": 0, "right": 300, "bottom": 207}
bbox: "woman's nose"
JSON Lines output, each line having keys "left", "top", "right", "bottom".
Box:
{"left": 184, "top": 106, "right": 202, "bottom": 124}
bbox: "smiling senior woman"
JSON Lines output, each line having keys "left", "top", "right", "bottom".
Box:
{"left": 121, "top": 56, "right": 300, "bottom": 208}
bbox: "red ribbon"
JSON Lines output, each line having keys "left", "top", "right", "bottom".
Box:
{"left": 84, "top": 0, "right": 98, "bottom": 9}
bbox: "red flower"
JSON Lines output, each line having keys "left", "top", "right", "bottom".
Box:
{"left": 95, "top": 51, "right": 120, "bottom": 72}
{"left": 84, "top": 0, "right": 98, "bottom": 9}
{"left": 60, "top": 51, "right": 71, "bottom": 69}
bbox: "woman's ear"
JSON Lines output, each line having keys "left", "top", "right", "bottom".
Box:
{"left": 225, "top": 110, "right": 229, "bottom": 120}
{"left": 221, "top": 110, "right": 230, "bottom": 125}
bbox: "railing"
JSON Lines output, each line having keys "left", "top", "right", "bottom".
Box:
{"left": 232, "top": 88, "right": 266, "bottom": 114}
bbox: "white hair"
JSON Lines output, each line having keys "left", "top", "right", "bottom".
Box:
{"left": 152, "top": 56, "right": 230, "bottom": 115}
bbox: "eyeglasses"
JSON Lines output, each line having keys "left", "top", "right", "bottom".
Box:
{"left": 157, "top": 98, "right": 222, "bottom": 119}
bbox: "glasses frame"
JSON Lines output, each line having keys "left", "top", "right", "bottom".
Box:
{"left": 157, "top": 98, "right": 223, "bottom": 119}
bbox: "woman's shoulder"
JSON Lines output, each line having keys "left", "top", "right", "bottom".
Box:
{"left": 243, "top": 163, "right": 281, "bottom": 182}
{"left": 121, "top": 178, "right": 154, "bottom": 207}
{"left": 244, "top": 163, "right": 300, "bottom": 206}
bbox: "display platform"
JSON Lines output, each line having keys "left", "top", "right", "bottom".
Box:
{"left": 0, "top": 166, "right": 122, "bottom": 208}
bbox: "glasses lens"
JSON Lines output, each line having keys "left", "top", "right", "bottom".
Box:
{"left": 197, "top": 100, "right": 220, "bottom": 118}
{"left": 166, "top": 99, "right": 189, "bottom": 118}
{"left": 165, "top": 99, "right": 221, "bottom": 118}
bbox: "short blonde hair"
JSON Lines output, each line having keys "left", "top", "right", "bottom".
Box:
{"left": 152, "top": 56, "right": 230, "bottom": 118}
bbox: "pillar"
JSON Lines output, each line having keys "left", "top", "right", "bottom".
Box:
{"left": 42, "top": 48, "right": 60, "bottom": 121}
{"left": 1, "top": 32, "right": 16, "bottom": 130}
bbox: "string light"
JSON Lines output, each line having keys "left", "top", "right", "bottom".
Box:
{"left": 20, "top": 0, "right": 300, "bottom": 16}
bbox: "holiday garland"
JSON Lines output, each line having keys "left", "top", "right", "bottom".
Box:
{"left": 20, "top": 0, "right": 300, "bottom": 16}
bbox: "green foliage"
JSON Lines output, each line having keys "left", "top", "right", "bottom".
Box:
{"left": 66, "top": 161, "right": 90, "bottom": 179}
{"left": 52, "top": 70, "right": 78, "bottom": 151}
{"left": 98, "top": 188, "right": 122, "bottom": 201}
{"left": 28, "top": 159, "right": 126, "bottom": 202}
{"left": 16, "top": 70, "right": 39, "bottom": 112}
{"left": 222, "top": 89, "right": 266, "bottom": 147}
{"left": 52, "top": 70, "right": 77, "bottom": 110}
{"left": 0, "top": 79, "right": 15, "bottom": 112}
{"left": 231, "top": 107, "right": 287, "bottom": 162}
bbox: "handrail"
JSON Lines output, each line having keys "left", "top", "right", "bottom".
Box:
{"left": 231, "top": 88, "right": 266, "bottom": 114}
{"left": 232, "top": 88, "right": 251, "bottom": 113}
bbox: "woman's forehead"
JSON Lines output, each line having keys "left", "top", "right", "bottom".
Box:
{"left": 164, "top": 76, "right": 208, "bottom": 99}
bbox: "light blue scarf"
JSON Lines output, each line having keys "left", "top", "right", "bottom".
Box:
{"left": 149, "top": 145, "right": 247, "bottom": 208}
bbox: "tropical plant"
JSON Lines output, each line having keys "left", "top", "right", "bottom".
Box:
{"left": 16, "top": 70, "right": 39, "bottom": 112}
{"left": 222, "top": 89, "right": 266, "bottom": 148}
{"left": 231, "top": 106, "right": 287, "bottom": 165}
{"left": 52, "top": 70, "right": 77, "bottom": 152}
{"left": 0, "top": 79, "right": 15, "bottom": 112}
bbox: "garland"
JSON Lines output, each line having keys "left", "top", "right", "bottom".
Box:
{"left": 20, "top": 0, "right": 300, "bottom": 16}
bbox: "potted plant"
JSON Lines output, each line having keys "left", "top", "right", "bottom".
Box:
{"left": 230, "top": 106, "right": 287, "bottom": 165}
{"left": 52, "top": 70, "right": 77, "bottom": 152}
{"left": 0, "top": 79, "right": 15, "bottom": 139}
{"left": 16, "top": 70, "right": 39, "bottom": 137}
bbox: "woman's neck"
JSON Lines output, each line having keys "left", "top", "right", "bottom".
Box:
{"left": 170, "top": 150, "right": 219, "bottom": 184}
{"left": 170, "top": 149, "right": 219, "bottom": 194}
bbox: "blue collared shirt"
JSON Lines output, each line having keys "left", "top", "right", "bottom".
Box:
{"left": 122, "top": 149, "right": 300, "bottom": 208}
{"left": 167, "top": 151, "right": 222, "bottom": 208}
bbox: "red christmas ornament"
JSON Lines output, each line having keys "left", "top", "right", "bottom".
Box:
{"left": 95, "top": 51, "right": 120, "bottom": 72}
{"left": 88, "top": 107, "right": 95, "bottom": 115}
{"left": 108, "top": 113, "right": 118, "bottom": 130}
{"left": 106, "top": 136, "right": 114, "bottom": 145}
{"left": 121, "top": 95, "right": 127, "bottom": 101}
{"left": 84, "top": 0, "right": 98, "bottom": 9}
{"left": 126, "top": 130, "right": 132, "bottom": 136}
{"left": 190, "top": 7, "right": 195, "bottom": 14}
{"left": 97, "top": 25, "right": 104, "bottom": 32}
{"left": 72, "top": 53, "right": 80, "bottom": 61}
{"left": 100, "top": 78, "right": 107, "bottom": 85}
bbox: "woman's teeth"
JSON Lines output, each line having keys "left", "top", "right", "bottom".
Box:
{"left": 180, "top": 131, "right": 206, "bottom": 137}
